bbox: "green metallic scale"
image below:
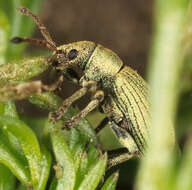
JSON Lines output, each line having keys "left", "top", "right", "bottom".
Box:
{"left": 10, "top": 7, "right": 175, "bottom": 168}
{"left": 55, "top": 41, "right": 150, "bottom": 155}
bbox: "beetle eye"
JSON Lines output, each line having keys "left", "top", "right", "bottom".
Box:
{"left": 68, "top": 49, "right": 78, "bottom": 60}
{"left": 57, "top": 49, "right": 64, "bottom": 54}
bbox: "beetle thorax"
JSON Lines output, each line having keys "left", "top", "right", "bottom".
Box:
{"left": 83, "top": 44, "right": 123, "bottom": 87}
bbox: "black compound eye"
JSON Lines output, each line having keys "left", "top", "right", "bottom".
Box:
{"left": 57, "top": 50, "right": 63, "bottom": 54}
{"left": 68, "top": 49, "right": 78, "bottom": 60}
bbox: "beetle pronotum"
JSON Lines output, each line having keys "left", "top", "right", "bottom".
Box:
{"left": 10, "top": 7, "right": 175, "bottom": 168}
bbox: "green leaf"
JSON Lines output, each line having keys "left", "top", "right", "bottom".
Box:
{"left": 0, "top": 116, "right": 42, "bottom": 185}
{"left": 0, "top": 56, "right": 48, "bottom": 88}
{"left": 74, "top": 152, "right": 88, "bottom": 190}
{"left": 101, "top": 171, "right": 119, "bottom": 190}
{"left": 72, "top": 143, "right": 85, "bottom": 172}
{"left": 69, "top": 128, "right": 80, "bottom": 152}
{"left": 0, "top": 164, "right": 16, "bottom": 190}
{"left": 29, "top": 92, "right": 63, "bottom": 111}
{"left": 35, "top": 147, "right": 52, "bottom": 190}
{"left": 69, "top": 128, "right": 87, "bottom": 171}
{"left": 49, "top": 178, "right": 57, "bottom": 190}
{"left": 78, "top": 153, "right": 107, "bottom": 190}
{"left": 87, "top": 144, "right": 100, "bottom": 169}
{"left": 17, "top": 184, "right": 28, "bottom": 190}
{"left": 1, "top": 101, "right": 18, "bottom": 118}
{"left": 0, "top": 101, "right": 26, "bottom": 164}
{"left": 51, "top": 132, "right": 76, "bottom": 190}
{"left": 0, "top": 133, "right": 30, "bottom": 184}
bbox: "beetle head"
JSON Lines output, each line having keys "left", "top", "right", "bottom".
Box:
{"left": 55, "top": 41, "right": 96, "bottom": 71}
{"left": 13, "top": 7, "right": 97, "bottom": 79}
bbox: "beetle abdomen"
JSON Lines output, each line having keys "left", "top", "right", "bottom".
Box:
{"left": 102, "top": 66, "right": 150, "bottom": 153}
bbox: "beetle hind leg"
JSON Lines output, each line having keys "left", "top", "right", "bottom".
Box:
{"left": 109, "top": 121, "right": 139, "bottom": 155}
{"left": 95, "top": 117, "right": 109, "bottom": 134}
{"left": 107, "top": 151, "right": 137, "bottom": 170}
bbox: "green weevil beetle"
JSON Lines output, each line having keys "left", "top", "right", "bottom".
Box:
{"left": 11, "top": 7, "right": 175, "bottom": 168}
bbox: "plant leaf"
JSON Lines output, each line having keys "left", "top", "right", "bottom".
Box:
{"left": 78, "top": 153, "right": 107, "bottom": 190}
{"left": 0, "top": 56, "right": 48, "bottom": 88}
{"left": 0, "top": 116, "right": 42, "bottom": 185}
{"left": 0, "top": 133, "right": 30, "bottom": 184}
{"left": 35, "top": 147, "right": 52, "bottom": 190}
{"left": 0, "top": 164, "right": 16, "bottom": 190}
{"left": 51, "top": 132, "right": 76, "bottom": 190}
{"left": 100, "top": 171, "right": 119, "bottom": 190}
{"left": 49, "top": 178, "right": 57, "bottom": 190}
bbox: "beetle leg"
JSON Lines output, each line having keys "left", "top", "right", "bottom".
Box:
{"left": 50, "top": 81, "right": 97, "bottom": 122}
{"left": 109, "top": 121, "right": 139, "bottom": 155}
{"left": 95, "top": 117, "right": 109, "bottom": 134}
{"left": 63, "top": 90, "right": 104, "bottom": 130}
{"left": 107, "top": 151, "right": 137, "bottom": 170}
{"left": 42, "top": 75, "right": 64, "bottom": 91}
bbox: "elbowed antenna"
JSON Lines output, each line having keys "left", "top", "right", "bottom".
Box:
{"left": 11, "top": 37, "right": 56, "bottom": 51}
{"left": 18, "top": 7, "right": 57, "bottom": 49}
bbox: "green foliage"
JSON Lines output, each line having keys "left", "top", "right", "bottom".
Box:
{"left": 0, "top": 0, "right": 192, "bottom": 190}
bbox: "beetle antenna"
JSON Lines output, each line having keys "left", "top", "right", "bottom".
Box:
{"left": 17, "top": 7, "right": 57, "bottom": 49}
{"left": 11, "top": 37, "right": 56, "bottom": 51}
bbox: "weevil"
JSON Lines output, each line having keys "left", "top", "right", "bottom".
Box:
{"left": 10, "top": 7, "right": 175, "bottom": 168}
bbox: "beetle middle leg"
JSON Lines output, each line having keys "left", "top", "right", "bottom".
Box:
{"left": 63, "top": 90, "right": 104, "bottom": 130}
{"left": 50, "top": 81, "right": 98, "bottom": 122}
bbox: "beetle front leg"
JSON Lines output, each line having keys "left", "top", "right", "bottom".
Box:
{"left": 50, "top": 81, "right": 97, "bottom": 122}
{"left": 63, "top": 90, "right": 104, "bottom": 130}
